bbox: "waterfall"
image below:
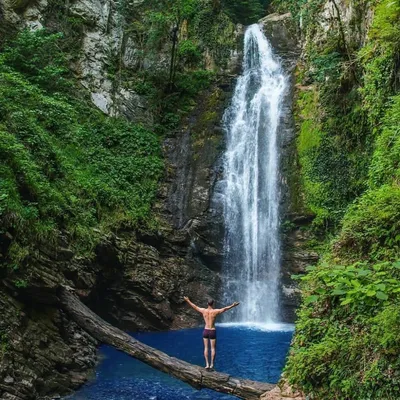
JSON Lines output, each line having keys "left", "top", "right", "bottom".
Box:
{"left": 222, "top": 24, "right": 287, "bottom": 324}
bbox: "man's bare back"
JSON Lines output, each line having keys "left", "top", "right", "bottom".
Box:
{"left": 184, "top": 296, "right": 239, "bottom": 370}
{"left": 202, "top": 308, "right": 221, "bottom": 329}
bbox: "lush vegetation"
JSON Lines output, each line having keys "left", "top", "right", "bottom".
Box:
{"left": 0, "top": 0, "right": 269, "bottom": 278}
{"left": 283, "top": 0, "right": 400, "bottom": 398}
{"left": 222, "top": 0, "right": 267, "bottom": 24}
{"left": 102, "top": 0, "right": 235, "bottom": 134}
{"left": 289, "top": 261, "right": 400, "bottom": 399}
{"left": 0, "top": 30, "right": 163, "bottom": 271}
{"left": 3, "top": 1, "right": 400, "bottom": 397}
{"left": 285, "top": 0, "right": 400, "bottom": 229}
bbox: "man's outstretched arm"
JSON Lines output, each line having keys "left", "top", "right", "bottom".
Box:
{"left": 184, "top": 296, "right": 204, "bottom": 313}
{"left": 216, "top": 301, "right": 240, "bottom": 314}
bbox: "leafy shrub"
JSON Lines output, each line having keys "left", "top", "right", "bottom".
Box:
{"left": 369, "top": 95, "right": 400, "bottom": 188}
{"left": 334, "top": 186, "right": 400, "bottom": 262}
{"left": 0, "top": 29, "right": 70, "bottom": 91}
{"left": 0, "top": 30, "right": 163, "bottom": 266}
{"left": 178, "top": 39, "right": 202, "bottom": 67}
{"left": 286, "top": 261, "right": 400, "bottom": 400}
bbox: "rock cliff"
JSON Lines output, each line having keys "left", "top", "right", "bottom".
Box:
{"left": 0, "top": 0, "right": 314, "bottom": 397}
{"left": 0, "top": 1, "right": 238, "bottom": 398}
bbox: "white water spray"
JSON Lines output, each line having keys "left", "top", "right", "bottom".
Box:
{"left": 222, "top": 24, "right": 287, "bottom": 323}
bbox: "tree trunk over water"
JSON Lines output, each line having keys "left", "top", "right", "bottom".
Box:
{"left": 58, "top": 286, "right": 275, "bottom": 400}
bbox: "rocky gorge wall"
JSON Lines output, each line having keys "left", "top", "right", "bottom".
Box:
{"left": 0, "top": 0, "right": 318, "bottom": 398}
{"left": 0, "top": 1, "right": 239, "bottom": 399}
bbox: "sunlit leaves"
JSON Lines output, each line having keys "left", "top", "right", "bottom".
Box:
{"left": 297, "top": 260, "right": 400, "bottom": 313}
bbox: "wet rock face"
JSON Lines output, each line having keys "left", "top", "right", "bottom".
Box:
{"left": 89, "top": 232, "right": 221, "bottom": 332}
{"left": 163, "top": 82, "right": 235, "bottom": 274}
{"left": 261, "top": 13, "right": 300, "bottom": 72}
{"left": 280, "top": 215, "right": 320, "bottom": 322}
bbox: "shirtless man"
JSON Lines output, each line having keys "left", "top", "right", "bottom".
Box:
{"left": 184, "top": 296, "right": 240, "bottom": 371}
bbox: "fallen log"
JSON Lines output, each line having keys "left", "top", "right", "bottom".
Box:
{"left": 58, "top": 286, "right": 275, "bottom": 399}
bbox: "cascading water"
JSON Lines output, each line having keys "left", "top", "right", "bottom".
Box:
{"left": 222, "top": 23, "right": 287, "bottom": 324}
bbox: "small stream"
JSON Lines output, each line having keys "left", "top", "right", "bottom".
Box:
{"left": 65, "top": 324, "right": 293, "bottom": 400}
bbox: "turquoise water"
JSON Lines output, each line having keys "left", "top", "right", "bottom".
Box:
{"left": 66, "top": 323, "right": 293, "bottom": 400}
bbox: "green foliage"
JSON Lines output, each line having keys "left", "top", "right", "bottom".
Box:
{"left": 369, "top": 95, "right": 400, "bottom": 187}
{"left": 175, "top": 69, "right": 215, "bottom": 96}
{"left": 334, "top": 185, "right": 400, "bottom": 262}
{"left": 272, "top": 0, "right": 325, "bottom": 28}
{"left": 286, "top": 260, "right": 400, "bottom": 399}
{"left": 295, "top": 85, "right": 368, "bottom": 229}
{"left": 222, "top": 0, "right": 265, "bottom": 25}
{"left": 358, "top": 0, "right": 400, "bottom": 129}
{"left": 296, "top": 89, "right": 330, "bottom": 225}
{"left": 308, "top": 50, "right": 342, "bottom": 84}
{"left": 0, "top": 30, "right": 70, "bottom": 91}
{"left": 13, "top": 279, "right": 28, "bottom": 288}
{"left": 177, "top": 39, "right": 202, "bottom": 67}
{"left": 297, "top": 261, "right": 400, "bottom": 310}
{"left": 285, "top": 1, "right": 400, "bottom": 398}
{"left": 0, "top": 30, "right": 163, "bottom": 267}
{"left": 192, "top": 8, "right": 237, "bottom": 69}
{"left": 145, "top": 68, "right": 216, "bottom": 134}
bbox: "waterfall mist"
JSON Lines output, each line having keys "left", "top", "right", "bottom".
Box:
{"left": 222, "top": 24, "right": 287, "bottom": 323}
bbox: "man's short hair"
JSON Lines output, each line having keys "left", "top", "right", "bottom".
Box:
{"left": 207, "top": 299, "right": 214, "bottom": 306}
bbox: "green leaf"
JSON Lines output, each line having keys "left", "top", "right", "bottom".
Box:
{"left": 351, "top": 279, "right": 361, "bottom": 288}
{"left": 376, "top": 283, "right": 386, "bottom": 291}
{"left": 340, "top": 297, "right": 353, "bottom": 305}
{"left": 366, "top": 290, "right": 376, "bottom": 297}
{"left": 376, "top": 291, "right": 389, "bottom": 300}
{"left": 357, "top": 269, "right": 371, "bottom": 276}
{"left": 305, "top": 265, "right": 317, "bottom": 272}
{"left": 331, "top": 289, "right": 347, "bottom": 295}
{"left": 393, "top": 261, "right": 400, "bottom": 269}
{"left": 305, "top": 295, "right": 319, "bottom": 304}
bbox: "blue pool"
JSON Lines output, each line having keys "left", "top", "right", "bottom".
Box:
{"left": 65, "top": 323, "right": 293, "bottom": 400}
